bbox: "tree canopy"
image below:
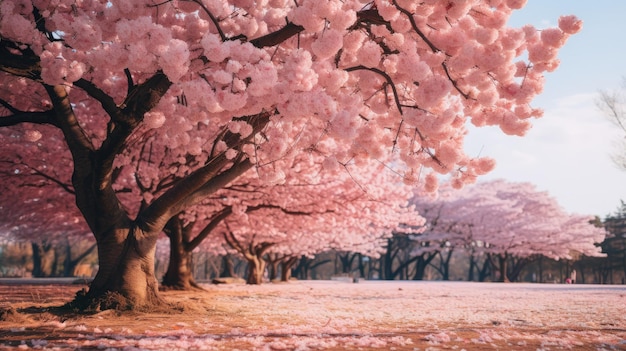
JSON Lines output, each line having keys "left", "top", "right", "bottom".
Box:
{"left": 0, "top": 0, "right": 582, "bottom": 308}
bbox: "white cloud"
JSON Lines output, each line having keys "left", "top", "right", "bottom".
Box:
{"left": 464, "top": 92, "right": 625, "bottom": 216}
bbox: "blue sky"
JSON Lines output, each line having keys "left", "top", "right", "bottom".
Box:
{"left": 464, "top": 1, "right": 626, "bottom": 217}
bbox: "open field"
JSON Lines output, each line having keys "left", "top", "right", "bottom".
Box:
{"left": 0, "top": 280, "right": 625, "bottom": 350}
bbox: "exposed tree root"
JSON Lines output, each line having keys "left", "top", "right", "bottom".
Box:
{"left": 66, "top": 288, "right": 168, "bottom": 313}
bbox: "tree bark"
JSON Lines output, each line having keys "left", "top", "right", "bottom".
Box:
{"left": 412, "top": 253, "right": 436, "bottom": 281}
{"left": 63, "top": 241, "right": 97, "bottom": 277}
{"left": 161, "top": 221, "right": 201, "bottom": 290}
{"left": 497, "top": 254, "right": 510, "bottom": 283}
{"left": 268, "top": 258, "right": 279, "bottom": 281}
{"left": 31, "top": 242, "right": 55, "bottom": 277}
{"left": 73, "top": 225, "right": 162, "bottom": 310}
{"left": 280, "top": 257, "right": 298, "bottom": 282}
{"left": 220, "top": 254, "right": 237, "bottom": 278}
{"left": 246, "top": 255, "right": 266, "bottom": 285}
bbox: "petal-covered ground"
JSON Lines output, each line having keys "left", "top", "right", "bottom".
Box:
{"left": 0, "top": 280, "right": 625, "bottom": 350}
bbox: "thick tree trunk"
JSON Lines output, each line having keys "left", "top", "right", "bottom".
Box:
{"left": 412, "top": 257, "right": 428, "bottom": 280}
{"left": 246, "top": 255, "right": 266, "bottom": 285}
{"left": 161, "top": 218, "right": 202, "bottom": 290}
{"left": 74, "top": 226, "right": 162, "bottom": 310}
{"left": 31, "top": 242, "right": 55, "bottom": 278}
{"left": 161, "top": 232, "right": 200, "bottom": 290}
{"left": 280, "top": 257, "right": 298, "bottom": 282}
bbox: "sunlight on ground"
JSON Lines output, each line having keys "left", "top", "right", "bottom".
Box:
{"left": 0, "top": 280, "right": 625, "bottom": 350}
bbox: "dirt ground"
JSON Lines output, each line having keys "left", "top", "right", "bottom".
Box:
{"left": 0, "top": 280, "right": 625, "bottom": 350}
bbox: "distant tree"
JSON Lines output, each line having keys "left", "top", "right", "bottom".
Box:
{"left": 409, "top": 180, "right": 606, "bottom": 282}
{"left": 597, "top": 81, "right": 626, "bottom": 171}
{"left": 453, "top": 180, "right": 606, "bottom": 282}
{"left": 216, "top": 161, "right": 422, "bottom": 284}
{"left": 0, "top": 161, "right": 95, "bottom": 277}
{"left": 597, "top": 201, "right": 626, "bottom": 283}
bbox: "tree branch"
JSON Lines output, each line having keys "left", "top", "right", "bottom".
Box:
{"left": 73, "top": 78, "right": 121, "bottom": 119}
{"left": 16, "top": 160, "right": 75, "bottom": 195}
{"left": 250, "top": 22, "right": 304, "bottom": 48}
{"left": 187, "top": 206, "right": 233, "bottom": 251}
{"left": 391, "top": 0, "right": 439, "bottom": 53}
{"left": 0, "top": 109, "right": 57, "bottom": 127}
{"left": 0, "top": 41, "right": 41, "bottom": 81}
{"left": 345, "top": 65, "right": 404, "bottom": 115}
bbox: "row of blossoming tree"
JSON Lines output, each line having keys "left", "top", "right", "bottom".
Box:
{"left": 150, "top": 179, "right": 605, "bottom": 285}
{"left": 405, "top": 180, "right": 606, "bottom": 282}
{"left": 1, "top": 0, "right": 582, "bottom": 309}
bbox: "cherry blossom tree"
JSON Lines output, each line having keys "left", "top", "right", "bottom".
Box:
{"left": 0, "top": 0, "right": 581, "bottom": 308}
{"left": 212, "top": 159, "right": 422, "bottom": 284}
{"left": 424, "top": 180, "right": 606, "bottom": 282}
{"left": 0, "top": 153, "right": 96, "bottom": 277}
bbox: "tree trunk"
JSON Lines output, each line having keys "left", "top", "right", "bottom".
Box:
{"left": 267, "top": 261, "right": 280, "bottom": 281}
{"left": 160, "top": 216, "right": 202, "bottom": 290}
{"left": 412, "top": 253, "right": 436, "bottom": 281}
{"left": 74, "top": 225, "right": 162, "bottom": 310}
{"left": 246, "top": 255, "right": 266, "bottom": 285}
{"left": 468, "top": 254, "right": 476, "bottom": 281}
{"left": 338, "top": 252, "right": 356, "bottom": 274}
{"left": 280, "top": 257, "right": 298, "bottom": 282}
{"left": 63, "top": 241, "right": 97, "bottom": 277}
{"left": 220, "top": 254, "right": 237, "bottom": 278}
{"left": 31, "top": 242, "right": 55, "bottom": 278}
{"left": 498, "top": 254, "right": 510, "bottom": 282}
{"left": 381, "top": 239, "right": 395, "bottom": 280}
{"left": 161, "top": 225, "right": 201, "bottom": 290}
{"left": 436, "top": 250, "right": 453, "bottom": 281}
{"left": 478, "top": 256, "right": 491, "bottom": 282}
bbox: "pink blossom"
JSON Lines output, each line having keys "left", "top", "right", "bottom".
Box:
{"left": 528, "top": 44, "right": 558, "bottom": 64}
{"left": 283, "top": 50, "right": 318, "bottom": 91}
{"left": 225, "top": 149, "right": 238, "bottom": 160}
{"left": 506, "top": 0, "right": 527, "bottom": 9}
{"left": 558, "top": 15, "right": 583, "bottom": 35}
{"left": 416, "top": 75, "right": 451, "bottom": 108}
{"left": 357, "top": 40, "right": 383, "bottom": 67}
{"left": 143, "top": 111, "right": 166, "bottom": 129}
{"left": 212, "top": 70, "right": 232, "bottom": 86}
{"left": 217, "top": 89, "right": 247, "bottom": 110}
{"left": 445, "top": 1, "right": 473, "bottom": 19}
{"left": 159, "top": 39, "right": 190, "bottom": 82}
{"left": 127, "top": 44, "right": 156, "bottom": 72}
{"left": 469, "top": 157, "right": 496, "bottom": 175}
{"left": 474, "top": 27, "right": 499, "bottom": 45}
{"left": 540, "top": 28, "right": 565, "bottom": 48}
{"left": 477, "top": 87, "right": 498, "bottom": 106}
{"left": 311, "top": 29, "right": 344, "bottom": 60}
{"left": 201, "top": 34, "right": 230, "bottom": 62}
{"left": 0, "top": 3, "right": 37, "bottom": 43}
{"left": 289, "top": 6, "right": 325, "bottom": 32}
{"left": 24, "top": 130, "right": 42, "bottom": 142}
{"left": 329, "top": 8, "right": 356, "bottom": 30}
{"left": 424, "top": 173, "right": 439, "bottom": 193}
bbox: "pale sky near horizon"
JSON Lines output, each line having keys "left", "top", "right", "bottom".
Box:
{"left": 465, "top": 1, "right": 626, "bottom": 218}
